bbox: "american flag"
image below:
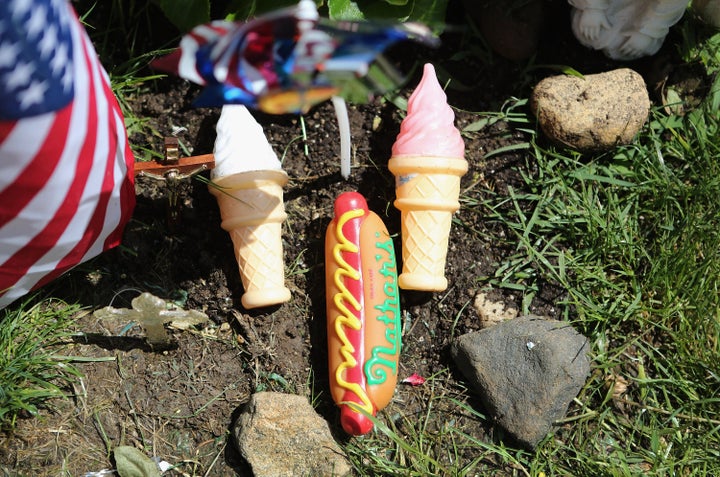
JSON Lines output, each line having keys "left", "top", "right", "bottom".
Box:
{"left": 0, "top": 0, "right": 135, "bottom": 309}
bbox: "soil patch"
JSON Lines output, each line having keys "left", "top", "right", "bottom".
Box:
{"left": 1, "top": 1, "right": 713, "bottom": 475}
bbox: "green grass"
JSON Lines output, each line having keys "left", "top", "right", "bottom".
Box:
{"left": 0, "top": 300, "right": 83, "bottom": 431}
{"left": 347, "top": 32, "right": 720, "bottom": 475}
{"left": 448, "top": 77, "right": 720, "bottom": 477}
{"left": 344, "top": 82, "right": 720, "bottom": 472}
{"left": 345, "top": 371, "right": 536, "bottom": 476}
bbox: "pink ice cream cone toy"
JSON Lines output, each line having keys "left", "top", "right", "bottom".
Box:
{"left": 388, "top": 63, "right": 468, "bottom": 292}
{"left": 209, "top": 105, "right": 291, "bottom": 309}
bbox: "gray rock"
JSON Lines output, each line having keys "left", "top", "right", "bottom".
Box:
{"left": 451, "top": 315, "right": 590, "bottom": 449}
{"left": 530, "top": 68, "right": 650, "bottom": 151}
{"left": 233, "top": 392, "right": 352, "bottom": 477}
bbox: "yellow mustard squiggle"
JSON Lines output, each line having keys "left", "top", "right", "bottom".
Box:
{"left": 332, "top": 208, "right": 374, "bottom": 415}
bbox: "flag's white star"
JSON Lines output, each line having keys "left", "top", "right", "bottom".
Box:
{"left": 61, "top": 66, "right": 73, "bottom": 92}
{"left": 5, "top": 61, "right": 35, "bottom": 90}
{"left": 49, "top": 0, "right": 69, "bottom": 29}
{"left": 50, "top": 42, "right": 69, "bottom": 74}
{"left": 25, "top": 4, "right": 47, "bottom": 39}
{"left": 9, "top": 0, "right": 32, "bottom": 21}
{"left": 38, "top": 24, "right": 58, "bottom": 59}
{"left": 18, "top": 80, "right": 48, "bottom": 109}
{"left": 0, "top": 41, "right": 21, "bottom": 68}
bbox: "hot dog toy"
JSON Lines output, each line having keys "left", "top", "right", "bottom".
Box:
{"left": 325, "top": 191, "right": 402, "bottom": 435}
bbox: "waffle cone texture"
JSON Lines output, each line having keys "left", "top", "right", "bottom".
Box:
{"left": 388, "top": 155, "right": 469, "bottom": 291}
{"left": 210, "top": 170, "right": 291, "bottom": 308}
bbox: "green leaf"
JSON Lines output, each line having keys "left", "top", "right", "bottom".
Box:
{"left": 407, "top": 0, "right": 447, "bottom": 30}
{"left": 114, "top": 446, "right": 162, "bottom": 477}
{"left": 463, "top": 116, "right": 497, "bottom": 132}
{"left": 328, "top": 0, "right": 447, "bottom": 32}
{"left": 709, "top": 73, "right": 720, "bottom": 112}
{"left": 328, "top": 0, "right": 366, "bottom": 20}
{"left": 156, "top": 0, "right": 210, "bottom": 32}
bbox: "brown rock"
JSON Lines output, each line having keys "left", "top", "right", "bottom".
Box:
{"left": 234, "top": 392, "right": 352, "bottom": 477}
{"left": 530, "top": 68, "right": 651, "bottom": 151}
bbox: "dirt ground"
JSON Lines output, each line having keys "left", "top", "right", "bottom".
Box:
{"left": 0, "top": 1, "right": 711, "bottom": 475}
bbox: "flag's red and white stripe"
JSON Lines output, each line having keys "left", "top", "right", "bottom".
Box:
{"left": 0, "top": 0, "right": 135, "bottom": 309}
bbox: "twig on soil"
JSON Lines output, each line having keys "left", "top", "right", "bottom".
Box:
{"left": 116, "top": 353, "right": 149, "bottom": 445}
{"left": 556, "top": 397, "right": 720, "bottom": 427}
{"left": 619, "top": 398, "right": 720, "bottom": 426}
{"left": 93, "top": 411, "right": 113, "bottom": 455}
{"left": 201, "top": 438, "right": 227, "bottom": 477}
{"left": 161, "top": 380, "right": 243, "bottom": 419}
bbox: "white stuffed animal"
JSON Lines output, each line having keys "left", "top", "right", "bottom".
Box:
{"left": 569, "top": 0, "right": 689, "bottom": 60}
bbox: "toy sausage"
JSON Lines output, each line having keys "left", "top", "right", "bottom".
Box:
{"left": 325, "top": 191, "right": 402, "bottom": 435}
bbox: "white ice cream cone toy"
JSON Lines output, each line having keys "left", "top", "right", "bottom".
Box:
{"left": 210, "top": 105, "right": 291, "bottom": 308}
{"left": 388, "top": 64, "right": 468, "bottom": 292}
